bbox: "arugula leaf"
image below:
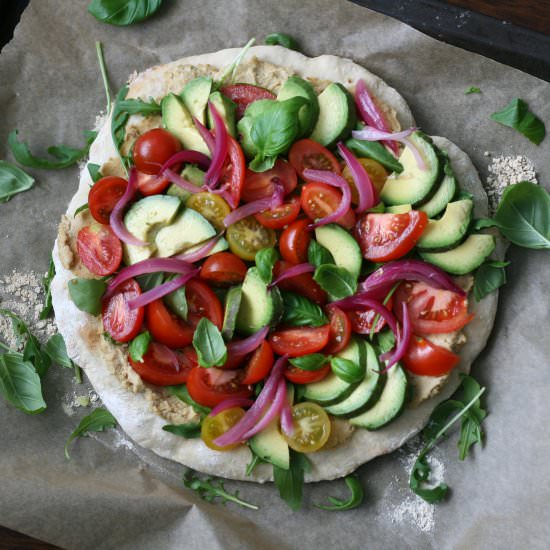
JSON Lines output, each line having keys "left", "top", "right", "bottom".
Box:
{"left": 39, "top": 256, "right": 56, "bottom": 320}
{"left": 273, "top": 451, "right": 312, "bottom": 510}
{"left": 87, "top": 163, "right": 102, "bottom": 183}
{"left": 112, "top": 85, "right": 132, "bottom": 172}
{"left": 192, "top": 318, "right": 227, "bottom": 367}
{"left": 0, "top": 161, "right": 35, "bottom": 203}
{"left": 307, "top": 240, "right": 335, "bottom": 268}
{"left": 162, "top": 423, "right": 201, "bottom": 439}
{"left": 88, "top": 0, "right": 163, "bottom": 26}
{"left": 115, "top": 97, "right": 162, "bottom": 115}
{"left": 289, "top": 353, "right": 328, "bottom": 371}
{"left": 314, "top": 475, "right": 364, "bottom": 511}
{"left": 44, "top": 333, "right": 73, "bottom": 369}
{"left": 128, "top": 331, "right": 151, "bottom": 362}
{"left": 281, "top": 291, "right": 328, "bottom": 327}
{"left": 163, "top": 279, "right": 188, "bottom": 321}
{"left": 65, "top": 408, "right": 116, "bottom": 459}
{"left": 473, "top": 261, "right": 510, "bottom": 301}
{"left": 330, "top": 357, "right": 365, "bottom": 384}
{"left": 265, "top": 33, "right": 298, "bottom": 50}
{"left": 465, "top": 87, "right": 481, "bottom": 95}
{"left": 457, "top": 375, "right": 487, "bottom": 460}
{"left": 167, "top": 385, "right": 211, "bottom": 417}
{"left": 345, "top": 138, "right": 403, "bottom": 174}
{"left": 313, "top": 264, "right": 357, "bottom": 300}
{"left": 8, "top": 129, "right": 97, "bottom": 170}
{"left": 410, "top": 455, "right": 449, "bottom": 504}
{"left": 246, "top": 449, "right": 266, "bottom": 476}
{"left": 490, "top": 98, "right": 545, "bottom": 145}
{"left": 0, "top": 353, "right": 46, "bottom": 414}
{"left": 135, "top": 271, "right": 164, "bottom": 291}
{"left": 255, "top": 247, "right": 279, "bottom": 284}
{"left": 68, "top": 278, "right": 107, "bottom": 315}
{"left": 95, "top": 41, "right": 112, "bottom": 114}
{"left": 74, "top": 204, "right": 89, "bottom": 216}
{"left": 216, "top": 38, "right": 256, "bottom": 90}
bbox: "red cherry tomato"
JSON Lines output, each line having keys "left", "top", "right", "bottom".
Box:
{"left": 200, "top": 252, "right": 247, "bottom": 286}
{"left": 241, "top": 159, "right": 297, "bottom": 203}
{"left": 279, "top": 218, "right": 312, "bottom": 264}
{"left": 220, "top": 84, "right": 276, "bottom": 118}
{"left": 128, "top": 343, "right": 198, "bottom": 386}
{"left": 241, "top": 341, "right": 275, "bottom": 385}
{"left": 348, "top": 297, "right": 393, "bottom": 335}
{"left": 102, "top": 279, "right": 144, "bottom": 343}
{"left": 273, "top": 260, "right": 327, "bottom": 305}
{"left": 269, "top": 325, "right": 331, "bottom": 357}
{"left": 301, "top": 182, "right": 356, "bottom": 230}
{"left": 284, "top": 363, "right": 331, "bottom": 384}
{"left": 136, "top": 170, "right": 173, "bottom": 196}
{"left": 132, "top": 128, "right": 182, "bottom": 175}
{"left": 394, "top": 281, "right": 474, "bottom": 335}
{"left": 219, "top": 136, "right": 246, "bottom": 208}
{"left": 402, "top": 335, "right": 460, "bottom": 376}
{"left": 254, "top": 195, "right": 301, "bottom": 229}
{"left": 288, "top": 139, "right": 341, "bottom": 180}
{"left": 88, "top": 176, "right": 127, "bottom": 225}
{"left": 187, "top": 366, "right": 253, "bottom": 407}
{"left": 77, "top": 225, "right": 122, "bottom": 276}
{"left": 355, "top": 211, "right": 428, "bottom": 262}
{"left": 323, "top": 306, "right": 352, "bottom": 354}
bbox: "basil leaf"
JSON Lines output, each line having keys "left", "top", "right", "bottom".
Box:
{"left": 128, "top": 331, "right": 151, "bottom": 363}
{"left": 249, "top": 155, "right": 277, "bottom": 173}
{"left": 273, "top": 450, "right": 312, "bottom": 510}
{"left": 8, "top": 129, "right": 97, "bottom": 170}
{"left": 0, "top": 161, "right": 35, "bottom": 203}
{"left": 330, "top": 357, "right": 365, "bottom": 384}
{"left": 313, "top": 264, "right": 357, "bottom": 300}
{"left": 135, "top": 271, "right": 164, "bottom": 291}
{"left": 192, "top": 318, "right": 227, "bottom": 367}
{"left": 0, "top": 353, "right": 46, "bottom": 414}
{"left": 88, "top": 0, "right": 163, "bottom": 26}
{"left": 265, "top": 33, "right": 299, "bottom": 50}
{"left": 65, "top": 408, "right": 117, "bottom": 459}
{"left": 40, "top": 256, "right": 56, "bottom": 319}
{"left": 164, "top": 280, "right": 188, "bottom": 321}
{"left": 410, "top": 455, "right": 449, "bottom": 504}
{"left": 314, "top": 475, "right": 364, "bottom": 511}
{"left": 162, "top": 423, "right": 201, "bottom": 439}
{"left": 345, "top": 138, "right": 403, "bottom": 174}
{"left": 44, "top": 333, "right": 73, "bottom": 369}
{"left": 87, "top": 163, "right": 102, "bottom": 183}
{"left": 255, "top": 247, "right": 279, "bottom": 284}
{"left": 167, "top": 385, "right": 211, "bottom": 417}
{"left": 465, "top": 86, "right": 481, "bottom": 95}
{"left": 307, "top": 240, "right": 335, "bottom": 268}
{"left": 281, "top": 291, "right": 328, "bottom": 327}
{"left": 289, "top": 353, "right": 328, "bottom": 371}
{"left": 490, "top": 98, "right": 545, "bottom": 145}
{"left": 68, "top": 278, "right": 107, "bottom": 315}
{"left": 473, "top": 261, "right": 510, "bottom": 301}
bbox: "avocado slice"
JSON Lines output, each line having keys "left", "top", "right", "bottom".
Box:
{"left": 385, "top": 204, "right": 412, "bottom": 214}
{"left": 221, "top": 286, "right": 243, "bottom": 341}
{"left": 166, "top": 165, "right": 205, "bottom": 203}
{"left": 314, "top": 224, "right": 362, "bottom": 280}
{"left": 418, "top": 159, "right": 457, "bottom": 218}
{"left": 249, "top": 418, "right": 290, "bottom": 470}
{"left": 207, "top": 91, "right": 237, "bottom": 138}
{"left": 277, "top": 76, "right": 320, "bottom": 137}
{"left": 180, "top": 76, "right": 212, "bottom": 125}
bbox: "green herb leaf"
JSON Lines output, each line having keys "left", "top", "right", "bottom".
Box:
{"left": 115, "top": 97, "right": 162, "bottom": 115}
{"left": 457, "top": 375, "right": 487, "bottom": 460}
{"left": 111, "top": 85, "right": 132, "bottom": 173}
{"left": 473, "top": 217, "right": 498, "bottom": 230}
{"left": 281, "top": 291, "right": 328, "bottom": 327}
{"left": 307, "top": 240, "right": 335, "bottom": 268}
{"left": 255, "top": 247, "right": 279, "bottom": 284}
{"left": 0, "top": 161, "right": 35, "bottom": 203}
{"left": 44, "top": 333, "right": 73, "bottom": 369}
{"left": 128, "top": 331, "right": 152, "bottom": 362}
{"left": 289, "top": 353, "right": 328, "bottom": 371}
{"left": 473, "top": 261, "right": 510, "bottom": 301}
{"left": 192, "top": 318, "right": 227, "bottom": 367}
{"left": 216, "top": 38, "right": 256, "bottom": 90}
{"left": 313, "top": 264, "right": 357, "bottom": 300}
{"left": 88, "top": 0, "right": 163, "bottom": 26}
{"left": 376, "top": 329, "right": 395, "bottom": 355}
{"left": 345, "top": 138, "right": 403, "bottom": 174}
{"left": 410, "top": 455, "right": 449, "bottom": 503}
{"left": 8, "top": 129, "right": 97, "bottom": 170}
{"left": 249, "top": 155, "right": 277, "bottom": 172}
{"left": 163, "top": 279, "right": 188, "bottom": 321}
{"left": 273, "top": 451, "right": 312, "bottom": 510}
{"left": 330, "top": 357, "right": 365, "bottom": 384}
{"left": 314, "top": 475, "right": 364, "bottom": 511}
{"left": 245, "top": 451, "right": 265, "bottom": 476}
{"left": 87, "top": 163, "right": 102, "bottom": 183}
{"left": 490, "top": 98, "right": 545, "bottom": 145}
{"left": 162, "top": 423, "right": 201, "bottom": 439}
{"left": 40, "top": 256, "right": 56, "bottom": 320}
{"left": 135, "top": 271, "right": 164, "bottom": 291}
{"left": 0, "top": 353, "right": 46, "bottom": 414}
{"left": 65, "top": 408, "right": 116, "bottom": 459}
{"left": 68, "top": 278, "right": 107, "bottom": 315}
{"left": 74, "top": 204, "right": 89, "bottom": 216}
{"left": 465, "top": 87, "right": 481, "bottom": 95}
{"left": 265, "top": 33, "right": 299, "bottom": 50}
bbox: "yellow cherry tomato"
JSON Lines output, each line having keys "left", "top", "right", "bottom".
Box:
{"left": 201, "top": 407, "right": 246, "bottom": 451}
{"left": 186, "top": 192, "right": 231, "bottom": 231}
{"left": 226, "top": 216, "right": 277, "bottom": 261}
{"left": 283, "top": 402, "right": 331, "bottom": 453}
{"left": 342, "top": 158, "right": 388, "bottom": 204}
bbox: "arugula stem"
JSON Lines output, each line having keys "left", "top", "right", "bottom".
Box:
{"left": 217, "top": 38, "right": 256, "bottom": 88}
{"left": 95, "top": 41, "right": 112, "bottom": 115}
{"left": 74, "top": 364, "right": 83, "bottom": 384}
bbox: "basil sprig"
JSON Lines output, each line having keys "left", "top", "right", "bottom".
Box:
{"left": 307, "top": 240, "right": 335, "bottom": 268}
{"left": 273, "top": 450, "right": 312, "bottom": 510}
{"left": 289, "top": 353, "right": 328, "bottom": 371}
{"left": 88, "top": 0, "right": 164, "bottom": 26}
{"left": 490, "top": 98, "right": 545, "bottom": 145}
{"left": 0, "top": 161, "right": 35, "bottom": 203}
{"left": 68, "top": 278, "right": 107, "bottom": 315}
{"left": 314, "top": 475, "right": 364, "bottom": 511}
{"left": 255, "top": 247, "right": 279, "bottom": 284}
{"left": 128, "top": 331, "right": 152, "bottom": 362}
{"left": 65, "top": 408, "right": 117, "bottom": 459}
{"left": 330, "top": 357, "right": 365, "bottom": 384}
{"left": 265, "top": 33, "right": 299, "bottom": 50}
{"left": 281, "top": 291, "right": 328, "bottom": 327}
{"left": 473, "top": 261, "right": 510, "bottom": 302}
{"left": 313, "top": 264, "right": 357, "bottom": 300}
{"left": 163, "top": 423, "right": 201, "bottom": 439}
{"left": 192, "top": 318, "right": 227, "bottom": 367}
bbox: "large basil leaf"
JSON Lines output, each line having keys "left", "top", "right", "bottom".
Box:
{"left": 68, "top": 278, "right": 107, "bottom": 315}
{"left": 0, "top": 161, "right": 35, "bottom": 203}
{"left": 192, "top": 318, "right": 227, "bottom": 367}
{"left": 44, "top": 333, "right": 74, "bottom": 369}
{"left": 88, "top": 0, "right": 163, "bottom": 26}
{"left": 281, "top": 291, "right": 327, "bottom": 327}
{"left": 313, "top": 264, "right": 357, "bottom": 300}
{"left": 490, "top": 98, "right": 545, "bottom": 145}
{"left": 473, "top": 261, "right": 509, "bottom": 301}
{"left": 307, "top": 240, "right": 335, "bottom": 268}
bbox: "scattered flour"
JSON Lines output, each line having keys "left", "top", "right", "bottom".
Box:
{"left": 62, "top": 389, "right": 101, "bottom": 417}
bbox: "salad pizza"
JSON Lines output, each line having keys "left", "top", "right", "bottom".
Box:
{"left": 51, "top": 45, "right": 503, "bottom": 483}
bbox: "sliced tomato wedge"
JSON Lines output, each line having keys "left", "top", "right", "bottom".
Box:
{"left": 254, "top": 195, "right": 301, "bottom": 229}
{"left": 200, "top": 252, "right": 247, "bottom": 286}
{"left": 102, "top": 279, "right": 144, "bottom": 343}
{"left": 355, "top": 211, "right": 428, "bottom": 262}
{"left": 187, "top": 366, "right": 253, "bottom": 407}
{"left": 301, "top": 182, "right": 356, "bottom": 230}
{"left": 349, "top": 297, "right": 394, "bottom": 335}
{"left": 241, "top": 158, "right": 298, "bottom": 203}
{"left": 288, "top": 139, "right": 341, "bottom": 180}
{"left": 279, "top": 218, "right": 311, "bottom": 264}
{"left": 219, "top": 136, "right": 245, "bottom": 207}
{"left": 269, "top": 325, "right": 331, "bottom": 357}
{"left": 284, "top": 364, "right": 331, "bottom": 384}
{"left": 136, "top": 170, "right": 173, "bottom": 196}
{"left": 402, "top": 335, "right": 460, "bottom": 376}
{"left": 394, "top": 281, "right": 474, "bottom": 335}
{"left": 241, "top": 341, "right": 275, "bottom": 385}
{"left": 77, "top": 224, "right": 122, "bottom": 276}
{"left": 273, "top": 260, "right": 327, "bottom": 305}
{"left": 323, "top": 306, "right": 352, "bottom": 354}
{"left": 220, "top": 84, "right": 275, "bottom": 118}
{"left": 88, "top": 176, "right": 127, "bottom": 225}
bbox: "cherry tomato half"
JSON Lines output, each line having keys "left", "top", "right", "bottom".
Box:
{"left": 241, "top": 159, "right": 298, "bottom": 202}
{"left": 301, "top": 182, "right": 356, "bottom": 230}
{"left": 283, "top": 402, "right": 331, "bottom": 452}
{"left": 254, "top": 195, "right": 301, "bottom": 230}
{"left": 220, "top": 84, "right": 276, "bottom": 118}
{"left": 132, "top": 128, "right": 182, "bottom": 175}
{"left": 200, "top": 252, "right": 247, "bottom": 286}
{"left": 88, "top": 176, "right": 127, "bottom": 225}
{"left": 288, "top": 139, "right": 341, "bottom": 180}
{"left": 102, "top": 279, "right": 144, "bottom": 343}
{"left": 201, "top": 407, "right": 246, "bottom": 451}
{"left": 77, "top": 224, "right": 122, "bottom": 276}
{"left": 136, "top": 170, "right": 173, "bottom": 196}
{"left": 323, "top": 306, "right": 352, "bottom": 354}
{"left": 348, "top": 296, "right": 393, "bottom": 335}
{"left": 402, "top": 335, "right": 460, "bottom": 376}
{"left": 187, "top": 366, "right": 253, "bottom": 408}
{"left": 342, "top": 158, "right": 387, "bottom": 204}
{"left": 219, "top": 136, "right": 246, "bottom": 208}
{"left": 273, "top": 260, "right": 327, "bottom": 305}
{"left": 284, "top": 363, "right": 331, "bottom": 384}
{"left": 269, "top": 325, "right": 331, "bottom": 357}
{"left": 241, "top": 341, "right": 274, "bottom": 385}
{"left": 279, "top": 218, "right": 311, "bottom": 264}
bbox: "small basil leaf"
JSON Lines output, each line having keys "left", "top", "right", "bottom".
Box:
{"left": 281, "top": 291, "right": 328, "bottom": 327}
{"left": 87, "top": 163, "right": 102, "bottom": 183}
{"left": 163, "top": 423, "right": 201, "bottom": 439}
{"left": 330, "top": 357, "right": 365, "bottom": 384}
{"left": 289, "top": 353, "right": 328, "bottom": 371}
{"left": 44, "top": 333, "right": 73, "bottom": 369}
{"left": 64, "top": 408, "right": 117, "bottom": 459}
{"left": 192, "top": 318, "right": 227, "bottom": 367}
{"left": 255, "top": 247, "right": 279, "bottom": 284}
{"left": 40, "top": 256, "right": 56, "bottom": 320}
{"left": 68, "top": 278, "right": 107, "bottom": 315}
{"left": 128, "top": 331, "right": 152, "bottom": 363}
{"left": 314, "top": 475, "right": 364, "bottom": 511}
{"left": 0, "top": 161, "right": 35, "bottom": 203}
{"left": 465, "top": 87, "right": 481, "bottom": 95}
{"left": 490, "top": 98, "right": 545, "bottom": 145}
{"left": 167, "top": 385, "right": 211, "bottom": 417}
{"left": 88, "top": 0, "right": 163, "bottom": 26}
{"left": 307, "top": 240, "right": 335, "bottom": 268}
{"left": 273, "top": 450, "right": 311, "bottom": 511}
{"left": 164, "top": 280, "right": 188, "bottom": 321}
{"left": 313, "top": 264, "right": 357, "bottom": 300}
{"left": 249, "top": 155, "right": 277, "bottom": 173}
{"left": 265, "top": 33, "right": 299, "bottom": 50}
{"left": 473, "top": 261, "right": 510, "bottom": 301}
{"left": 345, "top": 138, "right": 403, "bottom": 174}
{"left": 376, "top": 329, "right": 395, "bottom": 355}
{"left": 136, "top": 271, "right": 164, "bottom": 291}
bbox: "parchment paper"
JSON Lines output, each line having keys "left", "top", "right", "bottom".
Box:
{"left": 1, "top": 1, "right": 549, "bottom": 549}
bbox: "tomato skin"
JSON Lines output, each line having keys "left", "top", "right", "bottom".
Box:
{"left": 355, "top": 211, "right": 428, "bottom": 262}
{"left": 200, "top": 252, "right": 247, "bottom": 286}
{"left": 273, "top": 261, "right": 327, "bottom": 305}
{"left": 402, "top": 336, "right": 460, "bottom": 376}
{"left": 254, "top": 195, "right": 301, "bottom": 229}
{"left": 136, "top": 170, "right": 172, "bottom": 196}
{"left": 301, "top": 182, "right": 356, "bottom": 230}
{"left": 289, "top": 139, "right": 341, "bottom": 180}
{"left": 284, "top": 364, "right": 331, "bottom": 384}
{"left": 241, "top": 341, "right": 274, "bottom": 384}
{"left": 241, "top": 159, "right": 297, "bottom": 202}
{"left": 128, "top": 343, "right": 197, "bottom": 386}
{"left": 279, "top": 218, "right": 311, "bottom": 264}
{"left": 102, "top": 279, "right": 144, "bottom": 343}
{"left": 323, "top": 306, "right": 352, "bottom": 354}
{"left": 184, "top": 278, "right": 224, "bottom": 330}
{"left": 201, "top": 407, "right": 246, "bottom": 451}
{"left": 133, "top": 128, "right": 182, "bottom": 175}
{"left": 219, "top": 136, "right": 246, "bottom": 208}
{"left": 349, "top": 297, "right": 393, "bottom": 335}
{"left": 220, "top": 84, "right": 276, "bottom": 118}
{"left": 269, "top": 325, "right": 331, "bottom": 357}
{"left": 77, "top": 225, "right": 122, "bottom": 276}
{"left": 187, "top": 366, "right": 253, "bottom": 407}
{"left": 88, "top": 176, "right": 127, "bottom": 224}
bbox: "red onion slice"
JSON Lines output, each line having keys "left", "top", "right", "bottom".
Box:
{"left": 193, "top": 116, "right": 216, "bottom": 155}
{"left": 174, "top": 233, "right": 222, "bottom": 262}
{"left": 159, "top": 150, "right": 211, "bottom": 173}
{"left": 269, "top": 263, "right": 315, "bottom": 288}
{"left": 379, "top": 303, "right": 411, "bottom": 373}
{"left": 223, "top": 183, "right": 284, "bottom": 227}
{"left": 149, "top": 342, "right": 180, "bottom": 372}
{"left": 280, "top": 399, "right": 294, "bottom": 436}
{"left": 204, "top": 102, "right": 229, "bottom": 189}
{"left": 337, "top": 142, "right": 378, "bottom": 212}
{"left": 163, "top": 168, "right": 205, "bottom": 194}
{"left": 210, "top": 397, "right": 254, "bottom": 417}
{"left": 109, "top": 168, "right": 148, "bottom": 246}
{"left": 227, "top": 327, "right": 269, "bottom": 357}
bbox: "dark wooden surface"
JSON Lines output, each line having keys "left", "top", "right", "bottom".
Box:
{"left": 0, "top": 527, "right": 61, "bottom": 550}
